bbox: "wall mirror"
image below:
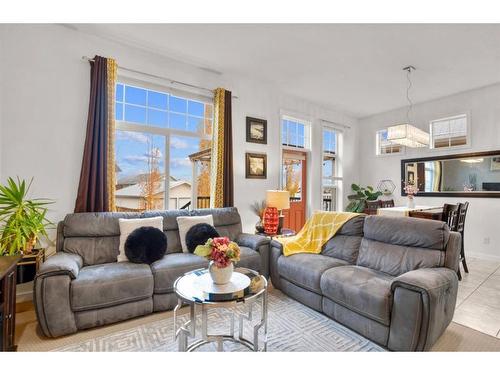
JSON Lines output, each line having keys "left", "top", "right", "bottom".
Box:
{"left": 401, "top": 150, "right": 500, "bottom": 197}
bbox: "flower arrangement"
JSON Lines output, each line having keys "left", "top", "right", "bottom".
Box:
{"left": 194, "top": 237, "right": 241, "bottom": 268}
{"left": 403, "top": 180, "right": 419, "bottom": 197}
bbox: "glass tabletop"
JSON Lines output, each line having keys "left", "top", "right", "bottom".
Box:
{"left": 174, "top": 267, "right": 267, "bottom": 304}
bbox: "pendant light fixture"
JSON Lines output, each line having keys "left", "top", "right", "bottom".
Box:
{"left": 387, "top": 66, "right": 430, "bottom": 148}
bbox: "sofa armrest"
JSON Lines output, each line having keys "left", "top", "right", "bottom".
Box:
{"left": 388, "top": 268, "right": 458, "bottom": 351}
{"left": 37, "top": 252, "right": 83, "bottom": 279}
{"left": 235, "top": 233, "right": 270, "bottom": 251}
{"left": 235, "top": 233, "right": 270, "bottom": 279}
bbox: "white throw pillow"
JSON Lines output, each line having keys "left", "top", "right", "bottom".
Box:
{"left": 117, "top": 217, "right": 164, "bottom": 262}
{"left": 176, "top": 215, "right": 214, "bottom": 253}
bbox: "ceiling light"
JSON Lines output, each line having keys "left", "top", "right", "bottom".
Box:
{"left": 387, "top": 66, "right": 430, "bottom": 148}
{"left": 460, "top": 158, "right": 484, "bottom": 164}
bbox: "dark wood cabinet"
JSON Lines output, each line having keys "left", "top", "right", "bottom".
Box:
{"left": 0, "top": 256, "right": 21, "bottom": 351}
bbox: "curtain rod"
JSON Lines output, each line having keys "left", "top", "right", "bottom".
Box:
{"left": 81, "top": 56, "right": 238, "bottom": 99}
{"left": 320, "top": 118, "right": 351, "bottom": 130}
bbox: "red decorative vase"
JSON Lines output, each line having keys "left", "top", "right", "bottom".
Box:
{"left": 263, "top": 207, "right": 279, "bottom": 235}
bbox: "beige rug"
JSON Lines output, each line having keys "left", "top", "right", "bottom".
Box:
{"left": 15, "top": 289, "right": 500, "bottom": 352}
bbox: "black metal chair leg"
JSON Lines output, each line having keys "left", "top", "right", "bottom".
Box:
{"left": 462, "top": 257, "right": 469, "bottom": 274}
{"left": 457, "top": 267, "right": 462, "bottom": 281}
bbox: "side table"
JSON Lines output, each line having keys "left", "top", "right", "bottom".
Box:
{"left": 0, "top": 255, "right": 22, "bottom": 351}
{"left": 173, "top": 267, "right": 268, "bottom": 352}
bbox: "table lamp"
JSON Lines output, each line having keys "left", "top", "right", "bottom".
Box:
{"left": 266, "top": 190, "right": 290, "bottom": 234}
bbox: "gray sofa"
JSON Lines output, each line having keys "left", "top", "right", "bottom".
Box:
{"left": 270, "top": 215, "right": 460, "bottom": 351}
{"left": 34, "top": 207, "right": 270, "bottom": 338}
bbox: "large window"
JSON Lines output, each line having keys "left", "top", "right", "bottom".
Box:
{"left": 430, "top": 114, "right": 468, "bottom": 149}
{"left": 376, "top": 129, "right": 404, "bottom": 155}
{"left": 322, "top": 127, "right": 342, "bottom": 211}
{"left": 281, "top": 116, "right": 310, "bottom": 149}
{"left": 114, "top": 81, "right": 213, "bottom": 212}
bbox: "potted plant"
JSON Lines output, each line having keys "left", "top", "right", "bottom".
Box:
{"left": 194, "top": 237, "right": 241, "bottom": 285}
{"left": 250, "top": 200, "right": 266, "bottom": 233}
{"left": 0, "top": 177, "right": 54, "bottom": 257}
{"left": 345, "top": 184, "right": 382, "bottom": 213}
{"left": 403, "top": 180, "right": 419, "bottom": 209}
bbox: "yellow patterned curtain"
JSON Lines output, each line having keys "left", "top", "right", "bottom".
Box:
{"left": 106, "top": 58, "right": 117, "bottom": 211}
{"left": 210, "top": 88, "right": 234, "bottom": 208}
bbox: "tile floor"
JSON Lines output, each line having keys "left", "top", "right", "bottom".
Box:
{"left": 453, "top": 257, "right": 500, "bottom": 337}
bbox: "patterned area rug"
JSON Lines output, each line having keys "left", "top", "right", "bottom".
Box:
{"left": 52, "top": 289, "right": 384, "bottom": 352}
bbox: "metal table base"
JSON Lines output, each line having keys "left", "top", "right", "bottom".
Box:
{"left": 174, "top": 287, "right": 268, "bottom": 352}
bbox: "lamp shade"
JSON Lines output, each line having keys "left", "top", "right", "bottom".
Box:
{"left": 387, "top": 124, "right": 429, "bottom": 148}
{"left": 266, "top": 190, "right": 290, "bottom": 210}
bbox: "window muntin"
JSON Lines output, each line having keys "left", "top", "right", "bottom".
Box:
{"left": 430, "top": 114, "right": 468, "bottom": 149}
{"left": 376, "top": 129, "right": 403, "bottom": 155}
{"left": 281, "top": 116, "right": 310, "bottom": 149}
{"left": 115, "top": 83, "right": 213, "bottom": 134}
{"left": 114, "top": 81, "right": 212, "bottom": 212}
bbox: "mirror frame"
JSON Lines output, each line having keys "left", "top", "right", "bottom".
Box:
{"left": 401, "top": 150, "right": 500, "bottom": 198}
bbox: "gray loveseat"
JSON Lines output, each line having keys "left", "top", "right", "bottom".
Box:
{"left": 270, "top": 215, "right": 460, "bottom": 351}
{"left": 34, "top": 207, "right": 270, "bottom": 338}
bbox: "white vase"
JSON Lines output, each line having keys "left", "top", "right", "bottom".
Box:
{"left": 208, "top": 261, "right": 234, "bottom": 285}
{"left": 407, "top": 195, "right": 415, "bottom": 209}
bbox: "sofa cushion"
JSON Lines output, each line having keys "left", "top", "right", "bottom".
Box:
{"left": 151, "top": 253, "right": 209, "bottom": 294}
{"left": 357, "top": 238, "right": 445, "bottom": 277}
{"left": 71, "top": 262, "right": 153, "bottom": 311}
{"left": 320, "top": 265, "right": 394, "bottom": 325}
{"left": 278, "top": 254, "right": 349, "bottom": 293}
{"left": 363, "top": 215, "right": 450, "bottom": 251}
{"left": 151, "top": 246, "right": 261, "bottom": 294}
{"left": 321, "top": 215, "right": 365, "bottom": 263}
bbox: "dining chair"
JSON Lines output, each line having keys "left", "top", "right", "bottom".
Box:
{"left": 380, "top": 199, "right": 395, "bottom": 208}
{"left": 442, "top": 203, "right": 459, "bottom": 230}
{"left": 455, "top": 202, "right": 469, "bottom": 280}
{"left": 365, "top": 200, "right": 382, "bottom": 215}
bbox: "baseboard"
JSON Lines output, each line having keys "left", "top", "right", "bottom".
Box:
{"left": 467, "top": 251, "right": 500, "bottom": 262}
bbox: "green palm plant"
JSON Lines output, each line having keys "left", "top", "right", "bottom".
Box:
{"left": 0, "top": 177, "right": 54, "bottom": 256}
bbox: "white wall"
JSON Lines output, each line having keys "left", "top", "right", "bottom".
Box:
{"left": 358, "top": 83, "right": 500, "bottom": 261}
{"left": 0, "top": 24, "right": 358, "bottom": 239}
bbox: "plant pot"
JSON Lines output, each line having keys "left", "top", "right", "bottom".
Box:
{"left": 208, "top": 261, "right": 234, "bottom": 285}
{"left": 255, "top": 220, "right": 265, "bottom": 233}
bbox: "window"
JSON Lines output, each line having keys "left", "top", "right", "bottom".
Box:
{"left": 115, "top": 83, "right": 213, "bottom": 133}
{"left": 430, "top": 114, "right": 468, "bottom": 149}
{"left": 114, "top": 81, "right": 213, "bottom": 212}
{"left": 322, "top": 127, "right": 342, "bottom": 211}
{"left": 376, "top": 129, "right": 404, "bottom": 155}
{"left": 281, "top": 116, "right": 310, "bottom": 149}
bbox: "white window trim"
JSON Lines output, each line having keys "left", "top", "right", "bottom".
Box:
{"left": 115, "top": 77, "right": 212, "bottom": 210}
{"left": 321, "top": 124, "right": 344, "bottom": 212}
{"left": 429, "top": 112, "right": 471, "bottom": 152}
{"left": 375, "top": 128, "right": 406, "bottom": 157}
{"left": 280, "top": 113, "right": 312, "bottom": 151}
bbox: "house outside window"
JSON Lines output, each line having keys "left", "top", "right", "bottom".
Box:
{"left": 114, "top": 81, "right": 213, "bottom": 212}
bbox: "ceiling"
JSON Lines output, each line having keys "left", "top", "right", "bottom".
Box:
{"left": 74, "top": 24, "right": 500, "bottom": 118}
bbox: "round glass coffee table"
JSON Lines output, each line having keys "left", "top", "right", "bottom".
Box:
{"left": 173, "top": 267, "right": 268, "bottom": 352}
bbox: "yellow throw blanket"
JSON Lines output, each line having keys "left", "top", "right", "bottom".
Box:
{"left": 277, "top": 211, "right": 361, "bottom": 257}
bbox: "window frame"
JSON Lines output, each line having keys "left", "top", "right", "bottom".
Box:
{"left": 280, "top": 114, "right": 312, "bottom": 150}
{"left": 321, "top": 125, "right": 343, "bottom": 212}
{"left": 115, "top": 77, "right": 213, "bottom": 211}
{"left": 429, "top": 113, "right": 470, "bottom": 151}
{"left": 375, "top": 128, "right": 405, "bottom": 156}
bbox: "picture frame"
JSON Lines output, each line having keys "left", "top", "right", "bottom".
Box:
{"left": 245, "top": 153, "right": 267, "bottom": 179}
{"left": 246, "top": 117, "right": 267, "bottom": 144}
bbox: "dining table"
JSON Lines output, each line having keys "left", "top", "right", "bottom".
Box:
{"left": 377, "top": 205, "right": 444, "bottom": 220}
